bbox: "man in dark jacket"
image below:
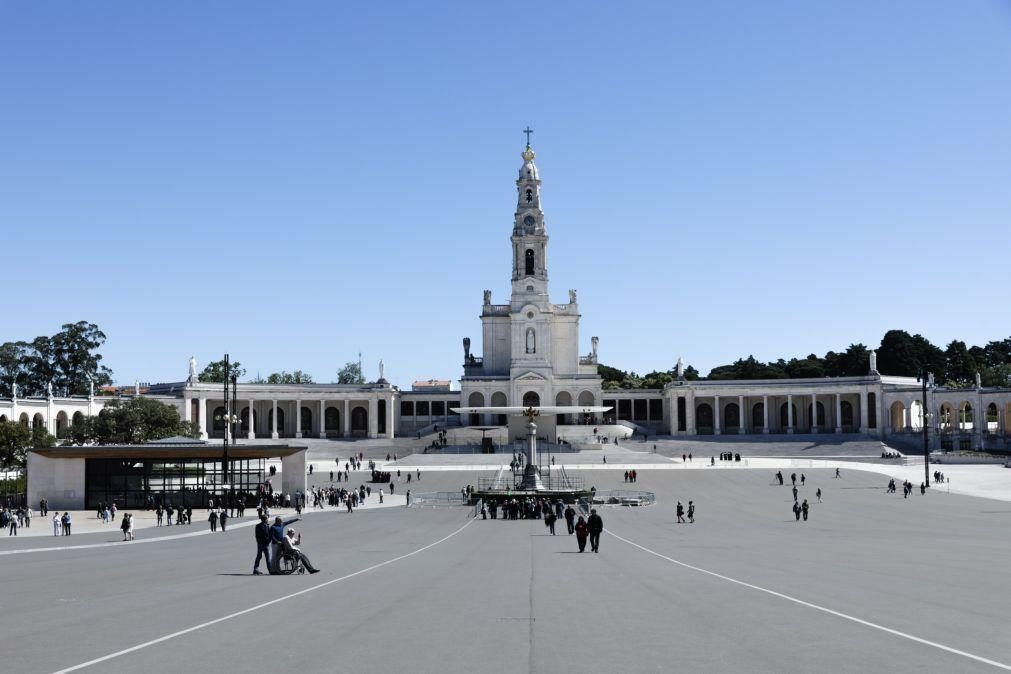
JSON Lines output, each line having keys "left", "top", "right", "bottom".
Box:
{"left": 564, "top": 505, "right": 576, "bottom": 534}
{"left": 253, "top": 513, "right": 272, "bottom": 575}
{"left": 587, "top": 509, "right": 603, "bottom": 553}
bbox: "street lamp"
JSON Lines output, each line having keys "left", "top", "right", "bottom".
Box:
{"left": 922, "top": 371, "right": 931, "bottom": 488}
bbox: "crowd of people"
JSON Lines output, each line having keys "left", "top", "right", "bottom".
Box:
{"left": 479, "top": 497, "right": 604, "bottom": 552}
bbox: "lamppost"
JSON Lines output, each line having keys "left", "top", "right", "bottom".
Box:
{"left": 922, "top": 371, "right": 930, "bottom": 488}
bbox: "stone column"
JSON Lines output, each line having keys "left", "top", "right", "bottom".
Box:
{"left": 686, "top": 392, "right": 696, "bottom": 435}
{"left": 271, "top": 399, "right": 278, "bottom": 440}
{"left": 319, "top": 400, "right": 327, "bottom": 439}
{"left": 714, "top": 396, "right": 721, "bottom": 435}
{"left": 184, "top": 396, "right": 192, "bottom": 424}
{"left": 248, "top": 400, "right": 256, "bottom": 439}
{"left": 762, "top": 395, "right": 769, "bottom": 434}
{"left": 368, "top": 397, "right": 378, "bottom": 439}
{"left": 387, "top": 394, "right": 395, "bottom": 439}
{"left": 199, "top": 397, "right": 208, "bottom": 440}
{"left": 835, "top": 394, "right": 842, "bottom": 434}
{"left": 738, "top": 395, "right": 745, "bottom": 434}
{"left": 344, "top": 399, "right": 351, "bottom": 438}
{"left": 280, "top": 450, "right": 307, "bottom": 498}
{"left": 859, "top": 391, "right": 869, "bottom": 434}
{"left": 294, "top": 400, "right": 302, "bottom": 439}
{"left": 787, "top": 394, "right": 794, "bottom": 434}
{"left": 811, "top": 393, "right": 818, "bottom": 433}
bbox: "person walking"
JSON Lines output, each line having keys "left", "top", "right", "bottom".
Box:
{"left": 816, "top": 488, "right": 822, "bottom": 503}
{"left": 156, "top": 505, "right": 163, "bottom": 526}
{"left": 801, "top": 474, "right": 806, "bottom": 486}
{"left": 835, "top": 467, "right": 841, "bottom": 478}
{"left": 564, "top": 504, "right": 575, "bottom": 534}
{"left": 208, "top": 509, "right": 218, "bottom": 532}
{"left": 676, "top": 501, "right": 685, "bottom": 524}
{"left": 62, "top": 511, "right": 71, "bottom": 535}
{"left": 587, "top": 509, "right": 603, "bottom": 553}
{"left": 219, "top": 509, "right": 229, "bottom": 532}
{"left": 792, "top": 501, "right": 801, "bottom": 522}
{"left": 574, "top": 515, "right": 588, "bottom": 552}
{"left": 545, "top": 510, "right": 556, "bottom": 535}
{"left": 253, "top": 513, "right": 272, "bottom": 575}
{"left": 687, "top": 501, "right": 695, "bottom": 523}
{"left": 121, "top": 512, "right": 134, "bottom": 540}
{"left": 801, "top": 499, "right": 809, "bottom": 521}
{"left": 52, "top": 512, "right": 61, "bottom": 536}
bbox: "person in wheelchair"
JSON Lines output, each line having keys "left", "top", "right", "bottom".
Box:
{"left": 280, "top": 527, "right": 320, "bottom": 574}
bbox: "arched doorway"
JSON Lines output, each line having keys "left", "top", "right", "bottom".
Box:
{"left": 212, "top": 406, "right": 227, "bottom": 436}
{"left": 325, "top": 407, "right": 341, "bottom": 435}
{"left": 72, "top": 411, "right": 85, "bottom": 429}
{"left": 986, "top": 403, "right": 999, "bottom": 435}
{"left": 491, "top": 392, "right": 507, "bottom": 425}
{"left": 0, "top": 415, "right": 6, "bottom": 423}
{"left": 351, "top": 406, "right": 368, "bottom": 436}
{"left": 378, "top": 400, "right": 386, "bottom": 435}
{"left": 555, "top": 391, "right": 573, "bottom": 424}
{"left": 56, "top": 411, "right": 69, "bottom": 438}
{"left": 867, "top": 392, "right": 877, "bottom": 429}
{"left": 808, "top": 402, "right": 826, "bottom": 431}
{"left": 909, "top": 401, "right": 922, "bottom": 430}
{"left": 578, "top": 390, "right": 596, "bottom": 423}
{"left": 893, "top": 404, "right": 909, "bottom": 430}
{"left": 959, "top": 402, "right": 973, "bottom": 432}
{"left": 300, "top": 406, "right": 313, "bottom": 436}
{"left": 32, "top": 413, "right": 45, "bottom": 430}
{"left": 522, "top": 391, "right": 540, "bottom": 407}
{"left": 939, "top": 403, "right": 953, "bottom": 432}
{"left": 724, "top": 403, "right": 740, "bottom": 433}
{"left": 19, "top": 413, "right": 29, "bottom": 426}
{"left": 752, "top": 402, "right": 765, "bottom": 429}
{"left": 779, "top": 403, "right": 797, "bottom": 431}
{"left": 468, "top": 392, "right": 484, "bottom": 426}
{"left": 840, "top": 401, "right": 854, "bottom": 430}
{"left": 696, "top": 403, "right": 713, "bottom": 433}
{"left": 268, "top": 407, "right": 285, "bottom": 437}
{"left": 240, "top": 407, "right": 258, "bottom": 436}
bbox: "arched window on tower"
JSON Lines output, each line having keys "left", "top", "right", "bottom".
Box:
{"left": 525, "top": 188, "right": 533, "bottom": 203}
{"left": 525, "top": 249, "right": 535, "bottom": 276}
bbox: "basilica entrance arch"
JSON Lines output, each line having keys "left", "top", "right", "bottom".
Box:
{"left": 555, "top": 391, "right": 572, "bottom": 424}
{"left": 351, "top": 406, "right": 368, "bottom": 437}
{"left": 696, "top": 403, "right": 713, "bottom": 434}
{"left": 325, "top": 407, "right": 341, "bottom": 436}
{"left": 240, "top": 407, "right": 258, "bottom": 436}
{"left": 55, "top": 411, "right": 69, "bottom": 439}
{"left": 300, "top": 406, "right": 313, "bottom": 436}
{"left": 467, "top": 392, "right": 484, "bottom": 426}
{"left": 522, "top": 391, "right": 540, "bottom": 407}
{"left": 491, "top": 392, "right": 508, "bottom": 425}
{"left": 723, "top": 403, "right": 740, "bottom": 434}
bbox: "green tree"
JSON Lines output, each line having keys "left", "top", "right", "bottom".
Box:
{"left": 0, "top": 341, "right": 30, "bottom": 397}
{"left": 944, "top": 340, "right": 977, "bottom": 384}
{"left": 336, "top": 361, "right": 364, "bottom": 385}
{"left": 51, "top": 321, "right": 114, "bottom": 395}
{"left": 877, "top": 330, "right": 919, "bottom": 376}
{"left": 199, "top": 359, "right": 246, "bottom": 383}
{"left": 82, "top": 397, "right": 198, "bottom": 445}
{"left": 266, "top": 370, "right": 314, "bottom": 384}
{"left": 0, "top": 421, "right": 31, "bottom": 470}
{"left": 823, "top": 343, "right": 869, "bottom": 377}
{"left": 785, "top": 355, "right": 825, "bottom": 379}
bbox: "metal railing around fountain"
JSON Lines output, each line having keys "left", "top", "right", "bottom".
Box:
{"left": 408, "top": 491, "right": 467, "bottom": 507}
{"left": 477, "top": 465, "right": 585, "bottom": 491}
{"left": 591, "top": 489, "right": 656, "bottom": 507}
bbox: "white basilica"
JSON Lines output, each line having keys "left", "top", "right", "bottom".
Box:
{"left": 3, "top": 142, "right": 1010, "bottom": 453}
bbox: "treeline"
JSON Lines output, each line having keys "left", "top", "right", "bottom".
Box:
{"left": 602, "top": 331, "right": 1011, "bottom": 389}
{"left": 0, "top": 322, "right": 113, "bottom": 397}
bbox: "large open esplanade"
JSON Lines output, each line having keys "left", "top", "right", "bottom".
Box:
{"left": 2, "top": 143, "right": 1010, "bottom": 453}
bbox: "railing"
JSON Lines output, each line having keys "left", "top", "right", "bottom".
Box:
{"left": 578, "top": 355, "right": 597, "bottom": 365}
{"left": 407, "top": 491, "right": 467, "bottom": 507}
{"left": 476, "top": 468, "right": 585, "bottom": 491}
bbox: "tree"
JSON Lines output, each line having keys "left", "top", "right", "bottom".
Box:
{"left": 823, "top": 344, "right": 869, "bottom": 377}
{"left": 266, "top": 370, "right": 314, "bottom": 384}
{"left": 0, "top": 341, "right": 30, "bottom": 397}
{"left": 199, "top": 359, "right": 246, "bottom": 383}
{"left": 51, "top": 321, "right": 114, "bottom": 395}
{"left": 79, "top": 397, "right": 198, "bottom": 445}
{"left": 337, "top": 361, "right": 364, "bottom": 385}
{"left": 0, "top": 421, "right": 31, "bottom": 470}
{"left": 877, "top": 330, "right": 920, "bottom": 376}
{"left": 944, "top": 340, "right": 977, "bottom": 385}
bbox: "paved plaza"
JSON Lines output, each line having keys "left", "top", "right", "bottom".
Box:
{"left": 2, "top": 445, "right": 1011, "bottom": 674}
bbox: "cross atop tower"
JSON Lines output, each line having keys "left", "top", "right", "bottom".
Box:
{"left": 523, "top": 126, "right": 533, "bottom": 148}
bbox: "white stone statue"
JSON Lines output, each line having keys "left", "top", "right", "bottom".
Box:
{"left": 591, "top": 336, "right": 599, "bottom": 359}
{"left": 526, "top": 328, "right": 536, "bottom": 354}
{"left": 134, "top": 380, "right": 140, "bottom": 395}
{"left": 11, "top": 383, "right": 17, "bottom": 399}
{"left": 87, "top": 375, "right": 94, "bottom": 398}
{"left": 483, "top": 290, "right": 491, "bottom": 305}
{"left": 47, "top": 381, "right": 53, "bottom": 398}
{"left": 975, "top": 371, "right": 981, "bottom": 388}
{"left": 869, "top": 350, "right": 878, "bottom": 373}
{"left": 569, "top": 289, "right": 577, "bottom": 304}
{"left": 928, "top": 372, "right": 935, "bottom": 387}
{"left": 188, "top": 355, "right": 197, "bottom": 381}
{"left": 379, "top": 359, "right": 385, "bottom": 381}
{"left": 676, "top": 356, "right": 685, "bottom": 379}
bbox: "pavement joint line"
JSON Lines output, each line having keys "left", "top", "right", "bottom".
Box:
{"left": 50, "top": 516, "right": 475, "bottom": 674}
{"left": 606, "top": 529, "right": 1011, "bottom": 671}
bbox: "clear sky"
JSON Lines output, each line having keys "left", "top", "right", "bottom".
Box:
{"left": 2, "top": 1, "right": 1010, "bottom": 387}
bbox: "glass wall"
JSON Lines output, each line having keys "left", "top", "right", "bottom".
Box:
{"left": 85, "top": 457, "right": 266, "bottom": 509}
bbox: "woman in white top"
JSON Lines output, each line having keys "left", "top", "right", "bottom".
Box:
{"left": 52, "top": 513, "right": 60, "bottom": 536}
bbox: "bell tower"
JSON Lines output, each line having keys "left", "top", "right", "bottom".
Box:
{"left": 511, "top": 129, "right": 548, "bottom": 299}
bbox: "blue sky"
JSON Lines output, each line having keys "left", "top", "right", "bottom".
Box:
{"left": 2, "top": 1, "right": 1010, "bottom": 386}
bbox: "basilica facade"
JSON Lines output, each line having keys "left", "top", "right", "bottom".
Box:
{"left": 4, "top": 144, "right": 1010, "bottom": 452}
